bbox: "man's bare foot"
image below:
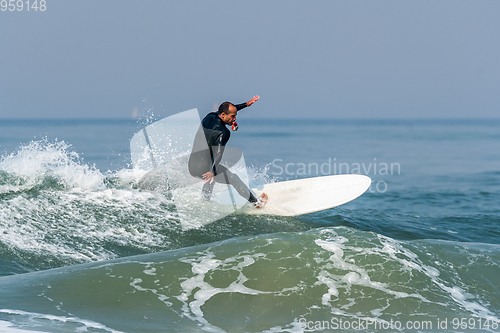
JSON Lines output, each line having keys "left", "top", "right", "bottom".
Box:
{"left": 254, "top": 193, "right": 268, "bottom": 208}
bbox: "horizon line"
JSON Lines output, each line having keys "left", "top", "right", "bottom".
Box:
{"left": 2, "top": 116, "right": 500, "bottom": 122}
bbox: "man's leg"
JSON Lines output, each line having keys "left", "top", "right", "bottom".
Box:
{"left": 188, "top": 154, "right": 215, "bottom": 200}
{"left": 214, "top": 165, "right": 258, "bottom": 203}
{"left": 201, "top": 181, "right": 215, "bottom": 200}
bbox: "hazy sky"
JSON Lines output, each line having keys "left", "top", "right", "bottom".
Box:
{"left": 1, "top": 1, "right": 499, "bottom": 119}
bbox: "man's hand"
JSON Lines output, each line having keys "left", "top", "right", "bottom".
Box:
{"left": 202, "top": 171, "right": 214, "bottom": 184}
{"left": 246, "top": 95, "right": 260, "bottom": 107}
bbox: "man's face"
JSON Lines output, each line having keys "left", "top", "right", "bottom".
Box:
{"left": 220, "top": 105, "right": 237, "bottom": 125}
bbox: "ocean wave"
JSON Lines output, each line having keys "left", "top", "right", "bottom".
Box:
{"left": 1, "top": 136, "right": 498, "bottom": 276}
{"left": 0, "top": 139, "right": 106, "bottom": 194}
{"left": 0, "top": 227, "right": 498, "bottom": 332}
{"left": 0, "top": 139, "right": 308, "bottom": 275}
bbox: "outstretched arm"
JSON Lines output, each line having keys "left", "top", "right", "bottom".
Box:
{"left": 246, "top": 95, "right": 260, "bottom": 107}
{"left": 235, "top": 95, "right": 260, "bottom": 111}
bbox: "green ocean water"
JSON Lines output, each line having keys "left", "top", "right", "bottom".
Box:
{"left": 0, "top": 118, "right": 499, "bottom": 332}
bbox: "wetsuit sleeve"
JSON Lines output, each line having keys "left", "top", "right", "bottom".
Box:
{"left": 210, "top": 135, "right": 226, "bottom": 175}
{"left": 234, "top": 103, "right": 248, "bottom": 111}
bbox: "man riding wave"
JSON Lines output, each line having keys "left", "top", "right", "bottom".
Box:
{"left": 188, "top": 96, "right": 268, "bottom": 208}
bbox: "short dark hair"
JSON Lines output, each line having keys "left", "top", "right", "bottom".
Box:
{"left": 217, "top": 102, "right": 234, "bottom": 115}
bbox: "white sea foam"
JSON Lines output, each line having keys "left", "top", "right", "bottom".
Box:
{"left": 0, "top": 185, "right": 176, "bottom": 263}
{"left": 0, "top": 309, "right": 125, "bottom": 333}
{"left": 376, "top": 234, "right": 499, "bottom": 322}
{"left": 314, "top": 235, "right": 419, "bottom": 305}
{"left": 175, "top": 249, "right": 270, "bottom": 332}
{"left": 0, "top": 139, "right": 105, "bottom": 192}
{"left": 0, "top": 320, "right": 40, "bottom": 333}
{"left": 125, "top": 264, "right": 174, "bottom": 307}
{"left": 0, "top": 140, "right": 178, "bottom": 266}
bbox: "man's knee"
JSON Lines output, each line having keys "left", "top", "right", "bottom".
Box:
{"left": 222, "top": 170, "right": 239, "bottom": 183}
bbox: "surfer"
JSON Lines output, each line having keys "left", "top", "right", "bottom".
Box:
{"left": 188, "top": 96, "right": 268, "bottom": 208}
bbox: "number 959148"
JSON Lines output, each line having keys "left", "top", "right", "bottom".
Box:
{"left": 1, "top": 0, "right": 46, "bottom": 12}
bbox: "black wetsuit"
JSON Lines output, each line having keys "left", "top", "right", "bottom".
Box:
{"left": 188, "top": 104, "right": 258, "bottom": 203}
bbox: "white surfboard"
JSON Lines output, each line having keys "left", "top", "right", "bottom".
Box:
{"left": 138, "top": 167, "right": 371, "bottom": 220}
{"left": 130, "top": 111, "right": 371, "bottom": 224}
{"left": 238, "top": 174, "right": 371, "bottom": 216}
